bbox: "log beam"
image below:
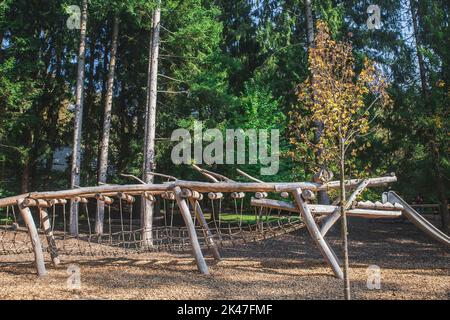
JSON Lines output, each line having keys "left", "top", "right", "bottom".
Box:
{"left": 0, "top": 175, "right": 397, "bottom": 208}
{"left": 173, "top": 186, "right": 209, "bottom": 275}
{"left": 38, "top": 207, "right": 60, "bottom": 266}
{"left": 17, "top": 199, "right": 47, "bottom": 277}
{"left": 189, "top": 198, "right": 221, "bottom": 261}
{"left": 292, "top": 189, "right": 343, "bottom": 279}
{"left": 250, "top": 198, "right": 400, "bottom": 218}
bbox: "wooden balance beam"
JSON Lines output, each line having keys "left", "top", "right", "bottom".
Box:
{"left": 250, "top": 198, "right": 403, "bottom": 218}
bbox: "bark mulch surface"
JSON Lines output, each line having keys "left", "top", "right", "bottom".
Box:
{"left": 0, "top": 218, "right": 448, "bottom": 300}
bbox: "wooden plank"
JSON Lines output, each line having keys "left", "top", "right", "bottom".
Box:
{"left": 17, "top": 199, "right": 47, "bottom": 276}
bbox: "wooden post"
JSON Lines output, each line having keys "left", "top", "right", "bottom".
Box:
{"left": 189, "top": 198, "right": 221, "bottom": 261}
{"left": 38, "top": 207, "right": 60, "bottom": 266}
{"left": 173, "top": 186, "right": 209, "bottom": 274}
{"left": 292, "top": 188, "right": 343, "bottom": 279}
{"left": 17, "top": 199, "right": 47, "bottom": 276}
{"left": 95, "top": 194, "right": 113, "bottom": 234}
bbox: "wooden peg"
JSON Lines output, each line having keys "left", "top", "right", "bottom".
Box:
{"left": 95, "top": 194, "right": 113, "bottom": 205}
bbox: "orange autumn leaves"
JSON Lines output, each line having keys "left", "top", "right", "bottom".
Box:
{"left": 289, "top": 21, "right": 392, "bottom": 169}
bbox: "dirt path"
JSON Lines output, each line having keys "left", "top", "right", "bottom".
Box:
{"left": 0, "top": 218, "right": 448, "bottom": 300}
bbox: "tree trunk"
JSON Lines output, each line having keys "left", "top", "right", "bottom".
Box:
{"left": 305, "top": 0, "right": 314, "bottom": 47}
{"left": 21, "top": 161, "right": 30, "bottom": 194}
{"left": 431, "top": 141, "right": 449, "bottom": 234}
{"left": 409, "top": 0, "right": 448, "bottom": 233}
{"left": 0, "top": 31, "right": 4, "bottom": 62}
{"left": 45, "top": 40, "right": 64, "bottom": 189}
{"left": 69, "top": 0, "right": 88, "bottom": 236}
{"left": 96, "top": 31, "right": 110, "bottom": 180}
{"left": 141, "top": 2, "right": 161, "bottom": 247}
{"left": 409, "top": 0, "right": 427, "bottom": 94}
{"left": 83, "top": 31, "right": 97, "bottom": 184}
{"left": 305, "top": 0, "right": 330, "bottom": 204}
{"left": 340, "top": 137, "right": 351, "bottom": 300}
{"left": 96, "top": 15, "right": 120, "bottom": 235}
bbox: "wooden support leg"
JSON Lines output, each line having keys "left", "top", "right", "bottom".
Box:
{"left": 38, "top": 207, "right": 60, "bottom": 266}
{"left": 141, "top": 198, "right": 154, "bottom": 248}
{"left": 174, "top": 187, "right": 209, "bottom": 275}
{"left": 292, "top": 188, "right": 343, "bottom": 279}
{"left": 95, "top": 201, "right": 104, "bottom": 235}
{"left": 189, "top": 198, "right": 221, "bottom": 261}
{"left": 320, "top": 179, "right": 370, "bottom": 236}
{"left": 17, "top": 199, "right": 47, "bottom": 277}
{"left": 69, "top": 199, "right": 79, "bottom": 236}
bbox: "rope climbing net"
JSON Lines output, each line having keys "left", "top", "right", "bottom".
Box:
{"left": 0, "top": 167, "right": 401, "bottom": 278}
{"left": 0, "top": 190, "right": 313, "bottom": 257}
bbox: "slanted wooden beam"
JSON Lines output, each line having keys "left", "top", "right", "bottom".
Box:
{"left": 192, "top": 164, "right": 234, "bottom": 183}
{"left": 291, "top": 189, "right": 343, "bottom": 279}
{"left": 236, "top": 169, "right": 262, "bottom": 183}
{"left": 189, "top": 198, "right": 221, "bottom": 261}
{"left": 17, "top": 199, "right": 47, "bottom": 277}
{"left": 173, "top": 186, "right": 209, "bottom": 275}
{"left": 236, "top": 169, "right": 269, "bottom": 200}
{"left": 192, "top": 164, "right": 220, "bottom": 183}
{"left": 320, "top": 179, "right": 370, "bottom": 237}
{"left": 38, "top": 207, "right": 60, "bottom": 266}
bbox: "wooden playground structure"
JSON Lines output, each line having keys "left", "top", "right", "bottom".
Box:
{"left": 0, "top": 167, "right": 448, "bottom": 279}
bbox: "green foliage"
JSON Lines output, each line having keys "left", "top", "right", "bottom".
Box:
{"left": 0, "top": 0, "right": 447, "bottom": 205}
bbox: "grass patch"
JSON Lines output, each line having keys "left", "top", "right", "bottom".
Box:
{"left": 202, "top": 213, "right": 300, "bottom": 225}
{"left": 0, "top": 216, "right": 12, "bottom": 224}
